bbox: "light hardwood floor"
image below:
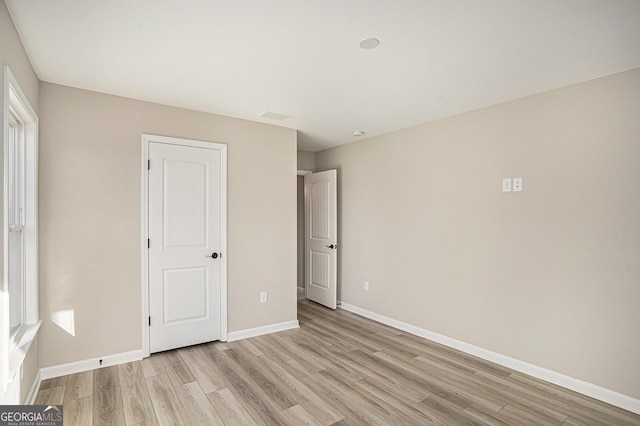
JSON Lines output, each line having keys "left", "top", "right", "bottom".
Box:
{"left": 35, "top": 299, "right": 640, "bottom": 425}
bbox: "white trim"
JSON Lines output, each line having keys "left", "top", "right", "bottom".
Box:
{"left": 40, "top": 350, "right": 144, "bottom": 380}
{"left": 339, "top": 301, "right": 640, "bottom": 415}
{"left": 141, "top": 134, "right": 228, "bottom": 357}
{"left": 227, "top": 320, "right": 299, "bottom": 342}
{"left": 25, "top": 369, "right": 41, "bottom": 405}
{"left": 2, "top": 65, "right": 39, "bottom": 394}
{"left": 297, "top": 169, "right": 313, "bottom": 176}
{"left": 7, "top": 321, "right": 40, "bottom": 385}
{"left": 141, "top": 140, "right": 149, "bottom": 356}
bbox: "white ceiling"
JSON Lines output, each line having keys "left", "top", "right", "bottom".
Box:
{"left": 5, "top": 0, "right": 640, "bottom": 152}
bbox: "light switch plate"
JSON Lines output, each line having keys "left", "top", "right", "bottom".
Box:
{"left": 502, "top": 178, "right": 512, "bottom": 192}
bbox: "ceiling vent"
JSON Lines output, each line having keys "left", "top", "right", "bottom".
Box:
{"left": 260, "top": 110, "right": 291, "bottom": 121}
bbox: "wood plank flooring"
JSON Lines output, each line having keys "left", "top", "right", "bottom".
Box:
{"left": 35, "top": 299, "right": 640, "bottom": 425}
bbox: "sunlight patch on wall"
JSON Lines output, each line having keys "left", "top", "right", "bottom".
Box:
{"left": 51, "top": 309, "right": 75, "bottom": 336}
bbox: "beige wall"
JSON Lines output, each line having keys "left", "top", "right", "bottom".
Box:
{"left": 0, "top": 1, "right": 40, "bottom": 404}
{"left": 297, "top": 150, "right": 316, "bottom": 172}
{"left": 0, "top": 3, "right": 39, "bottom": 108}
{"left": 316, "top": 68, "right": 640, "bottom": 400}
{"left": 38, "top": 82, "right": 297, "bottom": 367}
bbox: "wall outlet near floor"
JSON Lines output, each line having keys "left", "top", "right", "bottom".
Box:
{"left": 260, "top": 291, "right": 268, "bottom": 303}
{"left": 513, "top": 177, "right": 523, "bottom": 192}
{"left": 364, "top": 281, "right": 369, "bottom": 291}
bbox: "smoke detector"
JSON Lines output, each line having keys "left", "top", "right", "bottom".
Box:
{"left": 359, "top": 38, "right": 380, "bottom": 49}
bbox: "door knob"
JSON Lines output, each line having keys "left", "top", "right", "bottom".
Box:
{"left": 206, "top": 252, "right": 219, "bottom": 259}
{"left": 326, "top": 244, "right": 337, "bottom": 249}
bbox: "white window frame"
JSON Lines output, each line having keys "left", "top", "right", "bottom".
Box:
{"left": 1, "top": 66, "right": 40, "bottom": 391}
{"left": 8, "top": 109, "right": 25, "bottom": 337}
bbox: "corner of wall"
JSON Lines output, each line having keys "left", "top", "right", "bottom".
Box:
{"left": 297, "top": 150, "right": 316, "bottom": 172}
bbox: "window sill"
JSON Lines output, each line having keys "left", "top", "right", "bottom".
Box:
{"left": 2, "top": 321, "right": 41, "bottom": 391}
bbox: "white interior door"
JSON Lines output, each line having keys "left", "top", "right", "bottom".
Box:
{"left": 305, "top": 170, "right": 337, "bottom": 309}
{"left": 148, "top": 140, "right": 223, "bottom": 353}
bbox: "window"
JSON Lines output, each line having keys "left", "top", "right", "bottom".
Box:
{"left": 2, "top": 66, "right": 39, "bottom": 392}
{"left": 8, "top": 112, "right": 25, "bottom": 336}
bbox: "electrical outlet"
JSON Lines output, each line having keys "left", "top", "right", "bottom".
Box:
{"left": 364, "top": 281, "right": 369, "bottom": 291}
{"left": 513, "top": 177, "right": 523, "bottom": 192}
{"left": 260, "top": 291, "right": 268, "bottom": 303}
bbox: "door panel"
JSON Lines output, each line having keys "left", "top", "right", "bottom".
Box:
{"left": 310, "top": 250, "right": 330, "bottom": 289}
{"left": 310, "top": 180, "right": 330, "bottom": 239}
{"left": 305, "top": 170, "right": 337, "bottom": 309}
{"left": 164, "top": 160, "right": 208, "bottom": 248}
{"left": 149, "top": 141, "right": 222, "bottom": 353}
{"left": 163, "top": 267, "right": 207, "bottom": 324}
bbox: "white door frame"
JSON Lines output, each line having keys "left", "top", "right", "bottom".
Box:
{"left": 141, "top": 134, "right": 228, "bottom": 357}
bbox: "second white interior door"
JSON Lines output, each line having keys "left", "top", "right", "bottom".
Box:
{"left": 305, "top": 169, "right": 338, "bottom": 309}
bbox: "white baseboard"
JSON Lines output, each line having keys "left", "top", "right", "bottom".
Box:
{"left": 39, "top": 350, "right": 144, "bottom": 381}
{"left": 227, "top": 320, "right": 299, "bottom": 342}
{"left": 339, "top": 301, "right": 640, "bottom": 415}
{"left": 37, "top": 319, "right": 299, "bottom": 384}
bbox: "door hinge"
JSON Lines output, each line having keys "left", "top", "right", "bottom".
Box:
{"left": 147, "top": 238, "right": 150, "bottom": 248}
{"left": 149, "top": 316, "right": 151, "bottom": 326}
{"left": 147, "top": 159, "right": 150, "bottom": 170}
